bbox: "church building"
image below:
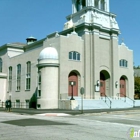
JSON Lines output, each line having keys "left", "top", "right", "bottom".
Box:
{"left": 0, "top": 0, "right": 135, "bottom": 109}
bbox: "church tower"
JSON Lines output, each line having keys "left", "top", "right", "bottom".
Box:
{"left": 63, "top": 0, "right": 119, "bottom": 35}
{"left": 62, "top": 0, "right": 121, "bottom": 99}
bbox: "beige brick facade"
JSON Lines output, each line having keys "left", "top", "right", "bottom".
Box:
{"left": 0, "top": 0, "right": 134, "bottom": 109}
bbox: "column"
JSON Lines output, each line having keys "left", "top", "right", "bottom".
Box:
{"left": 99, "top": 0, "right": 101, "bottom": 10}
{"left": 72, "top": 0, "right": 76, "bottom": 14}
{"left": 106, "top": 0, "right": 110, "bottom": 12}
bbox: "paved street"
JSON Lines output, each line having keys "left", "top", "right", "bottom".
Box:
{"left": 0, "top": 109, "right": 140, "bottom": 140}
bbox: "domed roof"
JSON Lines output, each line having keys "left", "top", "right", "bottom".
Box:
{"left": 39, "top": 47, "right": 58, "bottom": 60}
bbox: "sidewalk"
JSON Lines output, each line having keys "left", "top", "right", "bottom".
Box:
{"left": 0, "top": 107, "right": 140, "bottom": 115}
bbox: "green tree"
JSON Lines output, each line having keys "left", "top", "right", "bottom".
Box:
{"left": 134, "top": 77, "right": 140, "bottom": 99}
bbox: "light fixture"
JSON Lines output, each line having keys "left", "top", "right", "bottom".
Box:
{"left": 70, "top": 81, "right": 74, "bottom": 86}
{"left": 97, "top": 80, "right": 100, "bottom": 87}
{"left": 115, "top": 81, "right": 118, "bottom": 88}
{"left": 70, "top": 81, "right": 75, "bottom": 100}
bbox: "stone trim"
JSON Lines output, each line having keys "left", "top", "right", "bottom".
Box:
{"left": 0, "top": 73, "right": 7, "bottom": 78}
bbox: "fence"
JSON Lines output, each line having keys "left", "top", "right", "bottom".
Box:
{"left": 0, "top": 101, "right": 29, "bottom": 109}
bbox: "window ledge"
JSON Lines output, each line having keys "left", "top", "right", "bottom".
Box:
{"left": 69, "top": 59, "right": 81, "bottom": 62}
{"left": 25, "top": 90, "right": 30, "bottom": 91}
{"left": 15, "top": 90, "right": 20, "bottom": 92}
{"left": 120, "top": 66, "right": 128, "bottom": 68}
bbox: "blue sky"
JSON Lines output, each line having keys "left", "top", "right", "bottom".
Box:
{"left": 0, "top": 0, "right": 140, "bottom": 66}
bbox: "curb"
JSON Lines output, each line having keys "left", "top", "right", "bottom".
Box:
{"left": 35, "top": 113, "right": 72, "bottom": 117}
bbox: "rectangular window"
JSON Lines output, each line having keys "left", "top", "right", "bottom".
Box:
{"left": 16, "top": 100, "right": 20, "bottom": 108}
{"left": 25, "top": 100, "right": 29, "bottom": 108}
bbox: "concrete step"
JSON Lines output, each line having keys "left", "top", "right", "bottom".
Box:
{"left": 111, "top": 99, "right": 132, "bottom": 108}
{"left": 134, "top": 100, "right": 140, "bottom": 106}
{"left": 76, "top": 99, "right": 110, "bottom": 110}
{"left": 75, "top": 98, "right": 133, "bottom": 110}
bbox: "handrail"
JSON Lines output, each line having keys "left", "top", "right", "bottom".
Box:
{"left": 116, "top": 93, "right": 120, "bottom": 100}
{"left": 101, "top": 93, "right": 112, "bottom": 109}
{"left": 118, "top": 93, "right": 135, "bottom": 108}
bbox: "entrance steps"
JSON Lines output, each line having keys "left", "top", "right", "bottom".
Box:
{"left": 134, "top": 100, "right": 140, "bottom": 106}
{"left": 76, "top": 99, "right": 109, "bottom": 110}
{"left": 110, "top": 99, "right": 133, "bottom": 108}
{"left": 73, "top": 97, "right": 140, "bottom": 110}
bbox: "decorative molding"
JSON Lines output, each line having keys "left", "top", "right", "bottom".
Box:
{"left": 0, "top": 73, "right": 7, "bottom": 78}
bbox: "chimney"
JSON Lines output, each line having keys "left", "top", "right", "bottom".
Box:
{"left": 26, "top": 36, "right": 37, "bottom": 45}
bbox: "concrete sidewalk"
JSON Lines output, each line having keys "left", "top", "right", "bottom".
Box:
{"left": 0, "top": 107, "right": 140, "bottom": 115}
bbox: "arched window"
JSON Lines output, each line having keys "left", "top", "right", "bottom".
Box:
{"left": 17, "top": 64, "right": 21, "bottom": 91}
{"left": 77, "top": 53, "right": 80, "bottom": 60}
{"left": 69, "top": 52, "right": 72, "bottom": 59}
{"left": 82, "top": 0, "right": 86, "bottom": 7}
{"left": 119, "top": 59, "right": 128, "bottom": 67}
{"left": 69, "top": 51, "right": 80, "bottom": 61}
{"left": 94, "top": 0, "right": 99, "bottom": 9}
{"left": 101, "top": 0, "right": 105, "bottom": 11}
{"left": 73, "top": 52, "right": 76, "bottom": 60}
{"left": 8, "top": 66, "right": 12, "bottom": 92}
{"left": 0, "top": 58, "right": 2, "bottom": 72}
{"left": 76, "top": 0, "right": 81, "bottom": 12}
{"left": 26, "top": 61, "right": 31, "bottom": 90}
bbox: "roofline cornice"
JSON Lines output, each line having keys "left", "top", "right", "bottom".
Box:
{"left": 66, "top": 6, "right": 117, "bottom": 20}
{"left": 59, "top": 22, "right": 120, "bottom": 35}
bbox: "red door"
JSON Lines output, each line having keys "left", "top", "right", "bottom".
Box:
{"left": 68, "top": 72, "right": 78, "bottom": 96}
{"left": 100, "top": 73, "right": 105, "bottom": 96}
{"left": 120, "top": 77, "right": 126, "bottom": 97}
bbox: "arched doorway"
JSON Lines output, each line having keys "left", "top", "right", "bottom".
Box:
{"left": 100, "top": 70, "right": 110, "bottom": 97}
{"left": 68, "top": 71, "right": 78, "bottom": 96}
{"left": 120, "top": 76, "right": 126, "bottom": 97}
{"left": 100, "top": 72, "right": 105, "bottom": 96}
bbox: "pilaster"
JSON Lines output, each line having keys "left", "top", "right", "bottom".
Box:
{"left": 110, "top": 33, "right": 119, "bottom": 98}
{"left": 83, "top": 33, "right": 92, "bottom": 99}
{"left": 92, "top": 29, "right": 100, "bottom": 99}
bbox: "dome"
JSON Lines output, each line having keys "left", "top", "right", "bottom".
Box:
{"left": 39, "top": 47, "right": 58, "bottom": 60}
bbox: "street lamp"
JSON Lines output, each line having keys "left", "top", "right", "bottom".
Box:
{"left": 70, "top": 81, "right": 75, "bottom": 100}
